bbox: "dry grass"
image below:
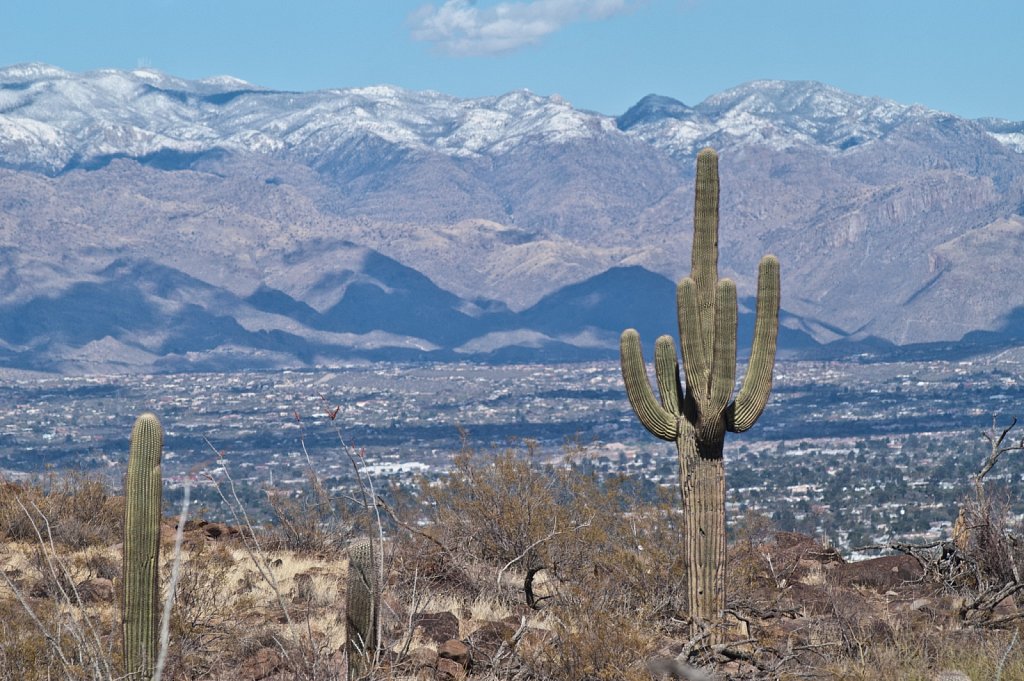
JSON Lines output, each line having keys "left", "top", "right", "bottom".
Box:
{"left": 3, "top": 447, "right": 1024, "bottom": 680}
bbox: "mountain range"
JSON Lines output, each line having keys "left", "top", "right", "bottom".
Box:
{"left": 1, "top": 63, "right": 1023, "bottom": 372}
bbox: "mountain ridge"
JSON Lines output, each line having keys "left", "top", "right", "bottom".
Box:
{"left": 1, "top": 64, "right": 1023, "bottom": 371}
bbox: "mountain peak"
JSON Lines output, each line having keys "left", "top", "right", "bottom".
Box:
{"left": 617, "top": 79, "right": 975, "bottom": 155}
{"left": 616, "top": 94, "right": 693, "bottom": 131}
{"left": 0, "top": 62, "right": 71, "bottom": 83}
{"left": 196, "top": 74, "right": 254, "bottom": 88}
{"left": 700, "top": 79, "right": 922, "bottom": 120}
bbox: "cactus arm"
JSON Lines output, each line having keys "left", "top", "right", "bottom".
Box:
{"left": 123, "top": 412, "right": 163, "bottom": 679}
{"left": 692, "top": 147, "right": 720, "bottom": 362}
{"left": 654, "top": 335, "right": 683, "bottom": 416}
{"left": 726, "top": 255, "right": 780, "bottom": 433}
{"left": 709, "top": 279, "right": 738, "bottom": 417}
{"left": 620, "top": 329, "right": 680, "bottom": 441}
{"left": 677, "top": 278, "right": 709, "bottom": 407}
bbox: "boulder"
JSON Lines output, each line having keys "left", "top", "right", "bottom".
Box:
{"left": 835, "top": 554, "right": 922, "bottom": 592}
{"left": 236, "top": 647, "right": 282, "bottom": 681}
{"left": 435, "top": 657, "right": 466, "bottom": 681}
{"left": 437, "top": 639, "right": 471, "bottom": 668}
{"left": 469, "top": 619, "right": 519, "bottom": 662}
{"left": 411, "top": 611, "right": 460, "bottom": 645}
{"left": 76, "top": 577, "right": 114, "bottom": 603}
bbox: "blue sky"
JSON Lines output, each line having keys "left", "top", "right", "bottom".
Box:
{"left": 1, "top": 0, "right": 1022, "bottom": 120}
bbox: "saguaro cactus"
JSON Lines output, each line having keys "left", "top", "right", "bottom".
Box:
{"left": 346, "top": 537, "right": 379, "bottom": 681}
{"left": 122, "top": 412, "right": 163, "bottom": 679}
{"left": 620, "top": 148, "right": 780, "bottom": 634}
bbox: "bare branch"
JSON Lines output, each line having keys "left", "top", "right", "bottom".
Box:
{"left": 978, "top": 416, "right": 1024, "bottom": 491}
{"left": 154, "top": 480, "right": 191, "bottom": 681}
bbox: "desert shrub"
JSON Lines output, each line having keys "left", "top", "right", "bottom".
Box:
{"left": 525, "top": 586, "right": 660, "bottom": 681}
{"left": 819, "top": 626, "right": 1024, "bottom": 681}
{"left": 0, "top": 474, "right": 120, "bottom": 549}
{"left": 424, "top": 442, "right": 625, "bottom": 603}
{"left": 423, "top": 441, "right": 690, "bottom": 605}
{"left": 78, "top": 549, "right": 120, "bottom": 582}
{"left": 0, "top": 605, "right": 71, "bottom": 681}
{"left": 958, "top": 490, "right": 1022, "bottom": 588}
{"left": 0, "top": 552, "right": 121, "bottom": 681}
{"left": 263, "top": 469, "right": 353, "bottom": 556}
{"left": 162, "top": 542, "right": 247, "bottom": 679}
{"left": 728, "top": 511, "right": 782, "bottom": 596}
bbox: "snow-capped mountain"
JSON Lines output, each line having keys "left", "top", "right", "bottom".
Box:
{"left": 9, "top": 65, "right": 1014, "bottom": 171}
{"left": 0, "top": 64, "right": 615, "bottom": 173}
{"left": 619, "top": 79, "right": 1024, "bottom": 157}
{"left": 1, "top": 64, "right": 1023, "bottom": 372}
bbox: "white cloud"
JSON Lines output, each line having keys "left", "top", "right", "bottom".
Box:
{"left": 409, "top": 0, "right": 636, "bottom": 56}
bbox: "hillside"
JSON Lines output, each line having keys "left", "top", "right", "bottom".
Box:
{"left": 2, "top": 65, "right": 1024, "bottom": 370}
{"left": 1, "top": 449, "right": 1022, "bottom": 680}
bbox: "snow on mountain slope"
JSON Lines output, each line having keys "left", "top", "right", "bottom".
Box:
{"left": 0, "top": 64, "right": 616, "bottom": 172}
{"left": 978, "top": 118, "right": 1024, "bottom": 154}
{"left": 5, "top": 65, "right": 1022, "bottom": 175}
{"left": 617, "top": 80, "right": 999, "bottom": 156}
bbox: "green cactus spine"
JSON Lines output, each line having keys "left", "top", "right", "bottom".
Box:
{"left": 620, "top": 147, "right": 780, "bottom": 635}
{"left": 122, "top": 412, "right": 163, "bottom": 679}
{"left": 346, "top": 537, "right": 379, "bottom": 681}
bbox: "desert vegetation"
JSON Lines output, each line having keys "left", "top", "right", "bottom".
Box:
{"left": 1, "top": 416, "right": 1024, "bottom": 680}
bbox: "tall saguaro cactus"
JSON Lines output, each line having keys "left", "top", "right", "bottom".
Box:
{"left": 620, "top": 148, "right": 780, "bottom": 634}
{"left": 346, "top": 538, "right": 379, "bottom": 681}
{"left": 122, "top": 412, "right": 163, "bottom": 679}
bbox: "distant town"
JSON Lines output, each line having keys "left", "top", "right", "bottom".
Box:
{"left": 1, "top": 354, "right": 1022, "bottom": 557}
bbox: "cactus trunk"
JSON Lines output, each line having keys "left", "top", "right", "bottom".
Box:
{"left": 346, "top": 538, "right": 379, "bottom": 681}
{"left": 679, "top": 429, "right": 727, "bottom": 626}
{"left": 620, "top": 148, "right": 780, "bottom": 639}
{"left": 122, "top": 412, "right": 163, "bottom": 679}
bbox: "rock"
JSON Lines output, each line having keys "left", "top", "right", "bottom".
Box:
{"left": 160, "top": 522, "right": 179, "bottom": 544}
{"left": 932, "top": 671, "right": 972, "bottom": 681}
{"left": 835, "top": 554, "right": 923, "bottom": 592}
{"left": 402, "top": 648, "right": 438, "bottom": 681}
{"left": 647, "top": 657, "right": 714, "bottom": 680}
{"left": 910, "top": 597, "right": 932, "bottom": 611}
{"left": 721, "top": 659, "right": 759, "bottom": 677}
{"left": 773, "top": 532, "right": 845, "bottom": 565}
{"left": 437, "top": 639, "right": 470, "bottom": 668}
{"left": 435, "top": 657, "right": 467, "bottom": 681}
{"left": 202, "top": 522, "right": 239, "bottom": 540}
{"left": 411, "top": 611, "right": 460, "bottom": 645}
{"left": 469, "top": 619, "right": 519, "bottom": 662}
{"left": 406, "top": 646, "right": 438, "bottom": 669}
{"left": 236, "top": 647, "right": 282, "bottom": 680}
{"left": 76, "top": 577, "right": 114, "bottom": 603}
{"left": 994, "top": 594, "right": 1019, "bottom": 619}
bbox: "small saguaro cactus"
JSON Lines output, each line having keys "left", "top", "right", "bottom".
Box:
{"left": 620, "top": 147, "right": 780, "bottom": 635}
{"left": 346, "top": 537, "right": 379, "bottom": 681}
{"left": 122, "top": 412, "right": 164, "bottom": 679}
